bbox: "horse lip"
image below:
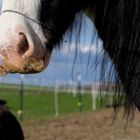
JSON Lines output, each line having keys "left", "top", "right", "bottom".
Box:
{"left": 0, "top": 45, "right": 52, "bottom": 74}
{"left": 23, "top": 65, "right": 38, "bottom": 74}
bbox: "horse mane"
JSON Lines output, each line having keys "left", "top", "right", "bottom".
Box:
{"left": 95, "top": 0, "right": 140, "bottom": 117}
{"left": 62, "top": 0, "right": 140, "bottom": 118}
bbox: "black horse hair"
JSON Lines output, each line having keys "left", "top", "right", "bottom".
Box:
{"left": 96, "top": 0, "right": 140, "bottom": 117}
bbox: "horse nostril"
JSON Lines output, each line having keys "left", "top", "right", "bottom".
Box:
{"left": 17, "top": 32, "right": 29, "bottom": 55}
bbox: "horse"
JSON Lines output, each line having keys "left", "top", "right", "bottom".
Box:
{"left": 0, "top": 0, "right": 139, "bottom": 115}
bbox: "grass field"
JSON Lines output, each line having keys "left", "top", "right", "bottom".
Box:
{"left": 0, "top": 83, "right": 120, "bottom": 122}
{"left": 0, "top": 84, "right": 94, "bottom": 121}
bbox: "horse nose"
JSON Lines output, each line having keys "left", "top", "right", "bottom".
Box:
{"left": 17, "top": 32, "right": 29, "bottom": 55}
{"left": 0, "top": 31, "right": 33, "bottom": 72}
{"left": 3, "top": 31, "right": 31, "bottom": 62}
{"left": 1, "top": 32, "right": 30, "bottom": 58}
{"left": 0, "top": 29, "right": 50, "bottom": 74}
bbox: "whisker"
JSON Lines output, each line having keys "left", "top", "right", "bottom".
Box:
{"left": 0, "top": 57, "right": 45, "bottom": 75}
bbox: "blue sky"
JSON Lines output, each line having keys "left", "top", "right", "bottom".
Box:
{"left": 0, "top": 0, "right": 106, "bottom": 87}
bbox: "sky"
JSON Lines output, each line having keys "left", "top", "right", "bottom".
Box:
{"left": 0, "top": 0, "right": 108, "bottom": 87}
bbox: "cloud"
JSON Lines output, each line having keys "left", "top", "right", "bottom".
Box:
{"left": 60, "top": 41, "right": 103, "bottom": 55}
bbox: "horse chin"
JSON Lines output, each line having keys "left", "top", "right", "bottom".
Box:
{"left": 0, "top": 49, "right": 52, "bottom": 75}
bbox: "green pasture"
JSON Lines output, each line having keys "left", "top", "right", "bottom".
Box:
{"left": 0, "top": 84, "right": 93, "bottom": 120}
{"left": 0, "top": 84, "right": 121, "bottom": 121}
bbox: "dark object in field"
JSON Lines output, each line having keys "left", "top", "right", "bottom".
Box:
{"left": 0, "top": 106, "right": 24, "bottom": 140}
{"left": 0, "top": 100, "right": 6, "bottom": 106}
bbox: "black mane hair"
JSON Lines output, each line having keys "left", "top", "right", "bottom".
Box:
{"left": 39, "top": 0, "right": 140, "bottom": 116}
{"left": 95, "top": 0, "right": 140, "bottom": 116}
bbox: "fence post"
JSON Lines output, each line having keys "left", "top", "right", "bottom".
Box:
{"left": 18, "top": 74, "right": 24, "bottom": 121}
{"left": 54, "top": 81, "right": 59, "bottom": 117}
{"left": 91, "top": 84, "right": 97, "bottom": 111}
{"left": 77, "top": 73, "right": 83, "bottom": 112}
